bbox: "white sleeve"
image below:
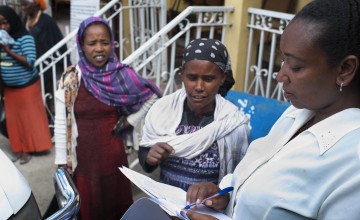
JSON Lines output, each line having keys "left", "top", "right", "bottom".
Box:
{"left": 54, "top": 85, "right": 67, "bottom": 165}
{"left": 219, "top": 173, "right": 236, "bottom": 204}
{"left": 127, "top": 94, "right": 159, "bottom": 126}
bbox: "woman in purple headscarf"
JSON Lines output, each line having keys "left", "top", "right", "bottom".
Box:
{"left": 54, "top": 16, "right": 161, "bottom": 219}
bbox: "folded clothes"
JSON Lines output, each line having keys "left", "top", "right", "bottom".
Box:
{"left": 0, "top": 30, "right": 15, "bottom": 46}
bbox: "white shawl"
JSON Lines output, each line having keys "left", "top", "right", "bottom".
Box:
{"left": 140, "top": 88, "right": 249, "bottom": 159}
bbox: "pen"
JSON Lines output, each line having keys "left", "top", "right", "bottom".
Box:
{"left": 183, "top": 186, "right": 234, "bottom": 210}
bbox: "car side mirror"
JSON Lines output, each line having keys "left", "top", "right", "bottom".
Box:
{"left": 46, "top": 167, "right": 80, "bottom": 220}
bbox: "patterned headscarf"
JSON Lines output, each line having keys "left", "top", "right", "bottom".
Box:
{"left": 182, "top": 38, "right": 235, "bottom": 97}
{"left": 76, "top": 17, "right": 161, "bottom": 115}
{"left": 0, "top": 6, "right": 29, "bottom": 40}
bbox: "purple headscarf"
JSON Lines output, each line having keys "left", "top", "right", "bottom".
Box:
{"left": 76, "top": 16, "right": 161, "bottom": 115}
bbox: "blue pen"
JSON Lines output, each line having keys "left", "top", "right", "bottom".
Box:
{"left": 183, "top": 186, "right": 234, "bottom": 210}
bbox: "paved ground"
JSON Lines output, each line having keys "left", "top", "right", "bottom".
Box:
{"left": 0, "top": 134, "right": 158, "bottom": 216}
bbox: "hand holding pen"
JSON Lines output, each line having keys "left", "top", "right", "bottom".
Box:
{"left": 184, "top": 185, "right": 234, "bottom": 210}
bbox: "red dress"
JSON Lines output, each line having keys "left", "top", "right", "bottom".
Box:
{"left": 73, "top": 83, "right": 133, "bottom": 219}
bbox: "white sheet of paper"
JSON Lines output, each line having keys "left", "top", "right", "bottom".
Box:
{"left": 119, "top": 166, "right": 232, "bottom": 220}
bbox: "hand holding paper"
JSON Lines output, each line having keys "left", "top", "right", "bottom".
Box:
{"left": 119, "top": 166, "right": 232, "bottom": 220}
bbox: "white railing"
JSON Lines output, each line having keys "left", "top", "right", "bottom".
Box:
{"left": 244, "top": 8, "right": 294, "bottom": 100}
{"left": 122, "top": 6, "right": 295, "bottom": 101}
{"left": 123, "top": 5, "right": 235, "bottom": 95}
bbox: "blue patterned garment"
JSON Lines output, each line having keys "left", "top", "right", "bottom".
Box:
{"left": 159, "top": 103, "right": 220, "bottom": 191}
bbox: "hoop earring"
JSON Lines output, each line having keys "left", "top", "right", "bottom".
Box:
{"left": 340, "top": 82, "right": 343, "bottom": 92}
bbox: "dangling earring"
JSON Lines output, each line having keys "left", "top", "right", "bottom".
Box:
{"left": 339, "top": 82, "right": 343, "bottom": 92}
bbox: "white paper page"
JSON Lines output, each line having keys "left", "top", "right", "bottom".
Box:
{"left": 119, "top": 167, "right": 185, "bottom": 217}
{"left": 119, "top": 166, "right": 232, "bottom": 220}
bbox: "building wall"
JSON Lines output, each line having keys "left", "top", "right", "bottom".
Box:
{"left": 295, "top": 0, "right": 312, "bottom": 12}
{"left": 224, "top": 0, "right": 261, "bottom": 91}
{"left": 223, "top": 0, "right": 311, "bottom": 91}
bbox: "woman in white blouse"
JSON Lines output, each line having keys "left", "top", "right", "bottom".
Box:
{"left": 185, "top": 0, "right": 360, "bottom": 219}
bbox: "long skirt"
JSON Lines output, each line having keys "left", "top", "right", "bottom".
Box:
{"left": 3, "top": 80, "right": 52, "bottom": 153}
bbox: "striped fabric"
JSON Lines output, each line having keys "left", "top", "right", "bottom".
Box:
{"left": 0, "top": 35, "right": 38, "bottom": 87}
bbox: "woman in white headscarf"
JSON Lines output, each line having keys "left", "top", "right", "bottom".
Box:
{"left": 138, "top": 38, "right": 250, "bottom": 191}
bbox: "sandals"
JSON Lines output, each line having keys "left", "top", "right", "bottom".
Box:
{"left": 8, "top": 152, "right": 32, "bottom": 164}
{"left": 19, "top": 153, "right": 32, "bottom": 165}
{"left": 8, "top": 152, "right": 21, "bottom": 162}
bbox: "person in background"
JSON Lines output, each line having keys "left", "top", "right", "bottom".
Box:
{"left": 184, "top": 0, "right": 360, "bottom": 219}
{"left": 138, "top": 38, "right": 249, "bottom": 191}
{"left": 0, "top": 5, "right": 52, "bottom": 164}
{"left": 20, "top": 0, "right": 68, "bottom": 117}
{"left": 54, "top": 16, "right": 161, "bottom": 219}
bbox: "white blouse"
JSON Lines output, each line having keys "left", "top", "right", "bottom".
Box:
{"left": 221, "top": 106, "right": 360, "bottom": 219}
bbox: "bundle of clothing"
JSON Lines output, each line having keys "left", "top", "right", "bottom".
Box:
{"left": 0, "top": 30, "right": 14, "bottom": 46}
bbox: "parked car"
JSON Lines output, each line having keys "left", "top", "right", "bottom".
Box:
{"left": 0, "top": 149, "right": 80, "bottom": 220}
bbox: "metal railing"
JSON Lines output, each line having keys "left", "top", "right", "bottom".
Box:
{"left": 122, "top": 6, "right": 296, "bottom": 101}
{"left": 123, "top": 5, "right": 235, "bottom": 95}
{"left": 244, "top": 8, "right": 294, "bottom": 100}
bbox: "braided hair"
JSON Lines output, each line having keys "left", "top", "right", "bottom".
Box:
{"left": 292, "top": 0, "right": 360, "bottom": 86}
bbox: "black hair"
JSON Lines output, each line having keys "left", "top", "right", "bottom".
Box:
{"left": 80, "top": 21, "right": 112, "bottom": 44}
{"left": 0, "top": 5, "right": 29, "bottom": 39}
{"left": 292, "top": 0, "right": 360, "bottom": 85}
